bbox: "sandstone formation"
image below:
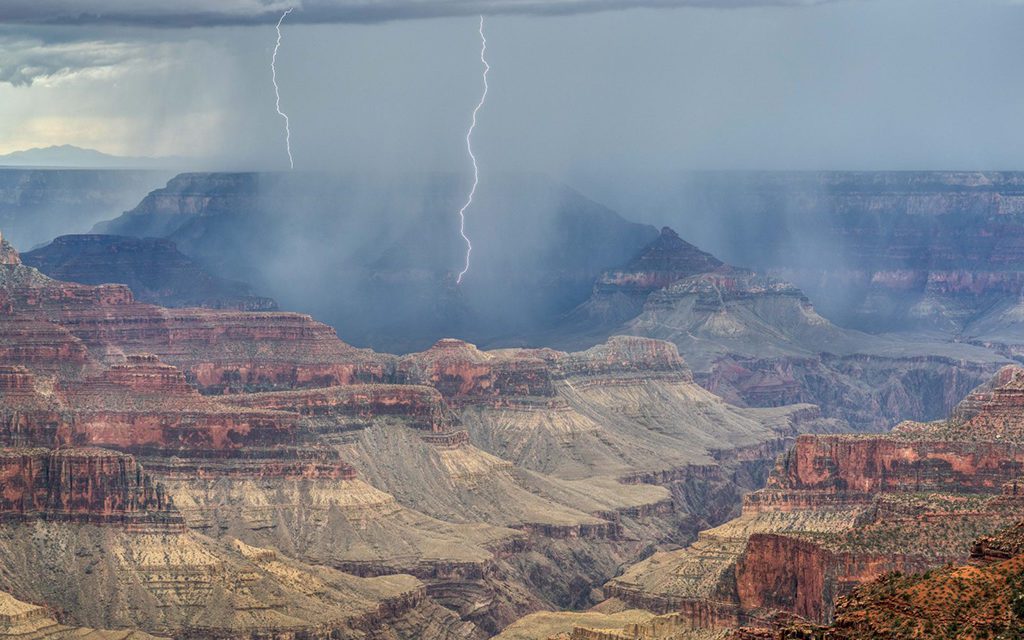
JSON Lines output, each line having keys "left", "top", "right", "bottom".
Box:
{"left": 0, "top": 442, "right": 478, "bottom": 638}
{"left": 0, "top": 447, "right": 176, "bottom": 524}
{"left": 0, "top": 233, "right": 388, "bottom": 392}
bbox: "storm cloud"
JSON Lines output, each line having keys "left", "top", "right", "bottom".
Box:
{"left": 0, "top": 37, "right": 149, "bottom": 86}
{"left": 0, "top": 0, "right": 838, "bottom": 27}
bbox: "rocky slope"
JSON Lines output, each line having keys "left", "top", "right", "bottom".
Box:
{"left": 0, "top": 589, "right": 164, "bottom": 639}
{"left": 0, "top": 443, "right": 480, "bottom": 639}
{"left": 566, "top": 365, "right": 1024, "bottom": 638}
{"left": 551, "top": 226, "right": 1008, "bottom": 430}
{"left": 92, "top": 172, "right": 659, "bottom": 352}
{"left": 0, "top": 231, "right": 834, "bottom": 637}
{"left": 23, "top": 234, "right": 277, "bottom": 311}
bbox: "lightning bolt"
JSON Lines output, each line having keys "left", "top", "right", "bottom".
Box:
{"left": 456, "top": 15, "right": 490, "bottom": 285}
{"left": 272, "top": 8, "right": 294, "bottom": 170}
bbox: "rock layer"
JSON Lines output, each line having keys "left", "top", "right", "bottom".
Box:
{"left": 598, "top": 365, "right": 1024, "bottom": 633}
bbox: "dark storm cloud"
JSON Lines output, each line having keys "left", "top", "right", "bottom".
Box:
{"left": 0, "top": 0, "right": 838, "bottom": 27}
{"left": 0, "top": 37, "right": 144, "bottom": 85}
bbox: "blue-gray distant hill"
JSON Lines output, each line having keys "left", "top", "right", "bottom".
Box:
{"left": 0, "top": 168, "right": 171, "bottom": 249}
{"left": 22, "top": 234, "right": 277, "bottom": 311}
{"left": 0, "top": 145, "right": 188, "bottom": 170}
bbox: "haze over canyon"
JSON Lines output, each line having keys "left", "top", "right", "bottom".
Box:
{"left": 3, "top": 1, "right": 1024, "bottom": 638}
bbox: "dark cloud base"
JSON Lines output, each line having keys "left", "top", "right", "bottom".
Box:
{"left": 1, "top": 0, "right": 835, "bottom": 28}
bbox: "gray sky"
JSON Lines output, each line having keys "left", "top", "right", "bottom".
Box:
{"left": 2, "top": 0, "right": 1024, "bottom": 172}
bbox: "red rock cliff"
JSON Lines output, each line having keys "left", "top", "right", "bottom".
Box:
{"left": 0, "top": 447, "right": 179, "bottom": 524}
{"left": 769, "top": 434, "right": 1024, "bottom": 495}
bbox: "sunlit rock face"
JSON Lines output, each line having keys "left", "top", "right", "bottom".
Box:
{"left": 731, "top": 519, "right": 1024, "bottom": 639}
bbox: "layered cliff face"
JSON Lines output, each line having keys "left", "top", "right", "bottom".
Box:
{"left": 0, "top": 241, "right": 489, "bottom": 636}
{"left": 0, "top": 447, "right": 177, "bottom": 524}
{"left": 92, "top": 172, "right": 659, "bottom": 352}
{"left": 23, "top": 234, "right": 277, "bottom": 311}
{"left": 0, "top": 238, "right": 388, "bottom": 393}
{"left": 552, "top": 226, "right": 1008, "bottom": 430}
{"left": 0, "top": 444, "right": 481, "bottom": 639}
{"left": 0, "top": 354, "right": 309, "bottom": 457}
{"left": 734, "top": 520, "right": 1024, "bottom": 639}
{"left": 214, "top": 335, "right": 815, "bottom": 628}
{"left": 585, "top": 366, "right": 1024, "bottom": 637}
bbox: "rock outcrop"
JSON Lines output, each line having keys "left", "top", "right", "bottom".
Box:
{"left": 733, "top": 519, "right": 1024, "bottom": 639}
{"left": 0, "top": 447, "right": 177, "bottom": 525}
{"left": 597, "top": 365, "right": 1024, "bottom": 633}
{"left": 0, "top": 240, "right": 389, "bottom": 392}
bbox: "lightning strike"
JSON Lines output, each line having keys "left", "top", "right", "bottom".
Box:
{"left": 272, "top": 8, "right": 294, "bottom": 170}
{"left": 456, "top": 15, "right": 490, "bottom": 285}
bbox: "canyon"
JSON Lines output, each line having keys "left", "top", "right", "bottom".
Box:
{"left": 503, "top": 364, "right": 1024, "bottom": 639}
{"left": 91, "top": 172, "right": 659, "bottom": 352}
{"left": 5, "top": 170, "right": 1024, "bottom": 639}
{"left": 46, "top": 171, "right": 1016, "bottom": 432}
{"left": 581, "top": 171, "right": 1024, "bottom": 343}
{"left": 0, "top": 231, "right": 830, "bottom": 638}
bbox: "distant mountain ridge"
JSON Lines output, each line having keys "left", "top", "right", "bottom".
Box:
{"left": 0, "top": 145, "right": 188, "bottom": 169}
